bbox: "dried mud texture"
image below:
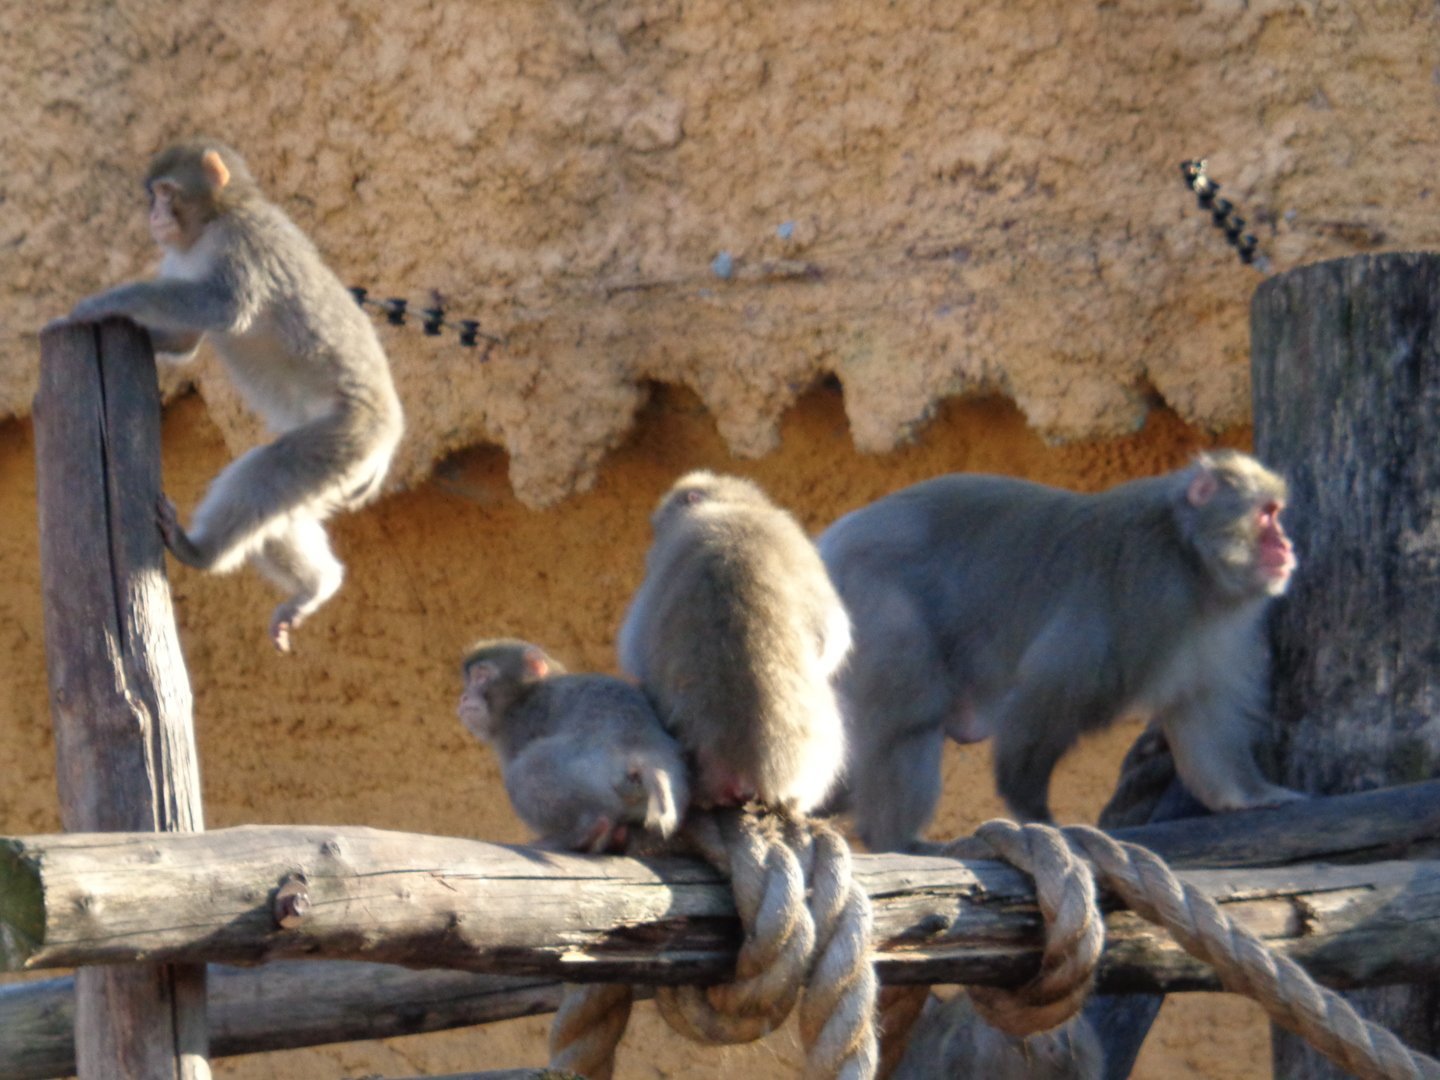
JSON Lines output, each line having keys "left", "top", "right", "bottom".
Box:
{"left": 5, "top": 2, "right": 1440, "bottom": 506}
{"left": 0, "top": 387, "right": 1265, "bottom": 1078}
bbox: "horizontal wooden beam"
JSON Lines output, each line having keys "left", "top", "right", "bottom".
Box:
{"left": 3, "top": 787, "right": 1439, "bottom": 992}
{"left": 0, "top": 963, "right": 564, "bottom": 1080}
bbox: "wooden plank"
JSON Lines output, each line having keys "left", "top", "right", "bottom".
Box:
{"left": 1254, "top": 251, "right": 1440, "bottom": 1076}
{"left": 33, "top": 321, "right": 208, "bottom": 1080}
{"left": 3, "top": 824, "right": 1440, "bottom": 993}
{"left": 0, "top": 964, "right": 564, "bottom": 1080}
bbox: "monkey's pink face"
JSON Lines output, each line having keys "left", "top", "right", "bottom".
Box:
{"left": 457, "top": 664, "right": 497, "bottom": 741}
{"left": 1255, "top": 500, "right": 1296, "bottom": 594}
{"left": 147, "top": 182, "right": 191, "bottom": 251}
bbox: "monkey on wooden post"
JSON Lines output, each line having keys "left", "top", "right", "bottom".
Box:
{"left": 819, "top": 450, "right": 1304, "bottom": 851}
{"left": 458, "top": 639, "right": 689, "bottom": 852}
{"left": 52, "top": 139, "right": 404, "bottom": 652}
{"left": 618, "top": 470, "right": 851, "bottom": 813}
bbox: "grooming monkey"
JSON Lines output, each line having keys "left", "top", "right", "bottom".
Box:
{"left": 54, "top": 139, "right": 404, "bottom": 652}
{"left": 458, "top": 639, "right": 689, "bottom": 851}
{"left": 819, "top": 450, "right": 1304, "bottom": 851}
{"left": 618, "top": 471, "right": 851, "bottom": 813}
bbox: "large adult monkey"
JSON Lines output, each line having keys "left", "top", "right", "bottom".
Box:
{"left": 52, "top": 139, "right": 404, "bottom": 652}
{"left": 819, "top": 451, "right": 1304, "bottom": 851}
{"left": 619, "top": 471, "right": 852, "bottom": 814}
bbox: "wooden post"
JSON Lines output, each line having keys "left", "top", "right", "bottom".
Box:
{"left": 32, "top": 321, "right": 209, "bottom": 1080}
{"left": 1253, "top": 252, "right": 1440, "bottom": 1077}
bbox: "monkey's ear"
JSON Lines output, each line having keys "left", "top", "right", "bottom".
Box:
{"left": 522, "top": 648, "right": 551, "bottom": 679}
{"left": 1186, "top": 468, "right": 1220, "bottom": 507}
{"left": 200, "top": 150, "right": 231, "bottom": 191}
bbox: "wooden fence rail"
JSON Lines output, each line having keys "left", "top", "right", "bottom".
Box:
{"left": 3, "top": 783, "right": 1439, "bottom": 1000}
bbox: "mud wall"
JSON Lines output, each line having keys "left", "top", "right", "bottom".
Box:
{"left": 5, "top": 0, "right": 1433, "bottom": 1075}
{"left": 4, "top": 3, "right": 1439, "bottom": 504}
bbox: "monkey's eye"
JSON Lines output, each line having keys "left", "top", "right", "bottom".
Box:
{"left": 683, "top": 490, "right": 705, "bottom": 506}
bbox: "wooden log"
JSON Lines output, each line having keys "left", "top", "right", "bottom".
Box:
{"left": 3, "top": 781, "right": 1437, "bottom": 1076}
{"left": 33, "top": 321, "right": 208, "bottom": 1080}
{"left": 3, "top": 820, "right": 1440, "bottom": 993}
{"left": 0, "top": 964, "right": 564, "bottom": 1080}
{"left": 1254, "top": 252, "right": 1440, "bottom": 1076}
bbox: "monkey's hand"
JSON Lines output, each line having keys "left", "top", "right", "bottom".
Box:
{"left": 64, "top": 287, "right": 133, "bottom": 326}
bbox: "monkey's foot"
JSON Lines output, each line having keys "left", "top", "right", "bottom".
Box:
{"left": 269, "top": 608, "right": 300, "bottom": 655}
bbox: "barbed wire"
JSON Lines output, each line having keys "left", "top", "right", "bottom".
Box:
{"left": 348, "top": 286, "right": 505, "bottom": 359}
{"left": 1180, "top": 159, "right": 1271, "bottom": 273}
{"left": 325, "top": 160, "right": 1396, "bottom": 353}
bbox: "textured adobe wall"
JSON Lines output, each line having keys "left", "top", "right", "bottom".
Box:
{"left": 3, "top": 0, "right": 1419, "bottom": 1074}
{"left": 0, "top": 390, "right": 1269, "bottom": 1078}
{"left": 3, "top": 2, "right": 1439, "bottom": 505}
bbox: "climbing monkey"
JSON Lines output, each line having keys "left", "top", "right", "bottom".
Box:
{"left": 819, "top": 450, "right": 1304, "bottom": 851}
{"left": 53, "top": 138, "right": 404, "bottom": 651}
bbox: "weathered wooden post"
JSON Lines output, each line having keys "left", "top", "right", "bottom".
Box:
{"left": 33, "top": 320, "right": 209, "bottom": 1079}
{"left": 1253, "top": 252, "right": 1440, "bottom": 1077}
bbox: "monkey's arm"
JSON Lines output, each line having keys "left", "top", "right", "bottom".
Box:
{"left": 1160, "top": 694, "right": 1305, "bottom": 812}
{"left": 62, "top": 276, "right": 247, "bottom": 336}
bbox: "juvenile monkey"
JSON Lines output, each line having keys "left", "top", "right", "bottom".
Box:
{"left": 54, "top": 139, "right": 404, "bottom": 652}
{"left": 819, "top": 450, "right": 1304, "bottom": 851}
{"left": 618, "top": 471, "right": 851, "bottom": 813}
{"left": 458, "top": 639, "right": 689, "bottom": 852}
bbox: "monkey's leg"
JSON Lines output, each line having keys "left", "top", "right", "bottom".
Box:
{"left": 852, "top": 725, "right": 947, "bottom": 853}
{"left": 839, "top": 590, "right": 955, "bottom": 852}
{"left": 989, "top": 685, "right": 1095, "bottom": 823}
{"left": 252, "top": 518, "right": 344, "bottom": 653}
{"left": 176, "top": 407, "right": 389, "bottom": 574}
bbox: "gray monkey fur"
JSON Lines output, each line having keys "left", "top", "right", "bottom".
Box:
{"left": 58, "top": 138, "right": 403, "bottom": 651}
{"left": 458, "top": 638, "right": 689, "bottom": 851}
{"left": 618, "top": 470, "right": 851, "bottom": 813}
{"left": 819, "top": 450, "right": 1304, "bottom": 851}
{"left": 893, "top": 994, "right": 1103, "bottom": 1080}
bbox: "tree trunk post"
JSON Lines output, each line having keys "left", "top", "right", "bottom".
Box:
{"left": 32, "top": 320, "right": 209, "bottom": 1080}
{"left": 1253, "top": 252, "right": 1440, "bottom": 1077}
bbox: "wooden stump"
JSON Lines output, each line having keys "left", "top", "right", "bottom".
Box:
{"left": 1253, "top": 252, "right": 1440, "bottom": 1077}
{"left": 33, "top": 320, "right": 209, "bottom": 1080}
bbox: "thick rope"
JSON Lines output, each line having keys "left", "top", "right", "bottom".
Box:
{"left": 960, "top": 821, "right": 1106, "bottom": 1038}
{"left": 1062, "top": 824, "right": 1440, "bottom": 1080}
{"left": 653, "top": 810, "right": 878, "bottom": 1078}
{"left": 548, "top": 982, "right": 633, "bottom": 1080}
{"left": 548, "top": 810, "right": 878, "bottom": 1079}
{"left": 788, "top": 817, "right": 880, "bottom": 1080}
{"left": 653, "top": 811, "right": 812, "bottom": 1041}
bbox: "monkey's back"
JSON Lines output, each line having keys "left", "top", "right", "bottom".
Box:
{"left": 639, "top": 505, "right": 847, "bottom": 809}
{"left": 202, "top": 199, "right": 402, "bottom": 440}
{"left": 820, "top": 472, "right": 1205, "bottom": 701}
